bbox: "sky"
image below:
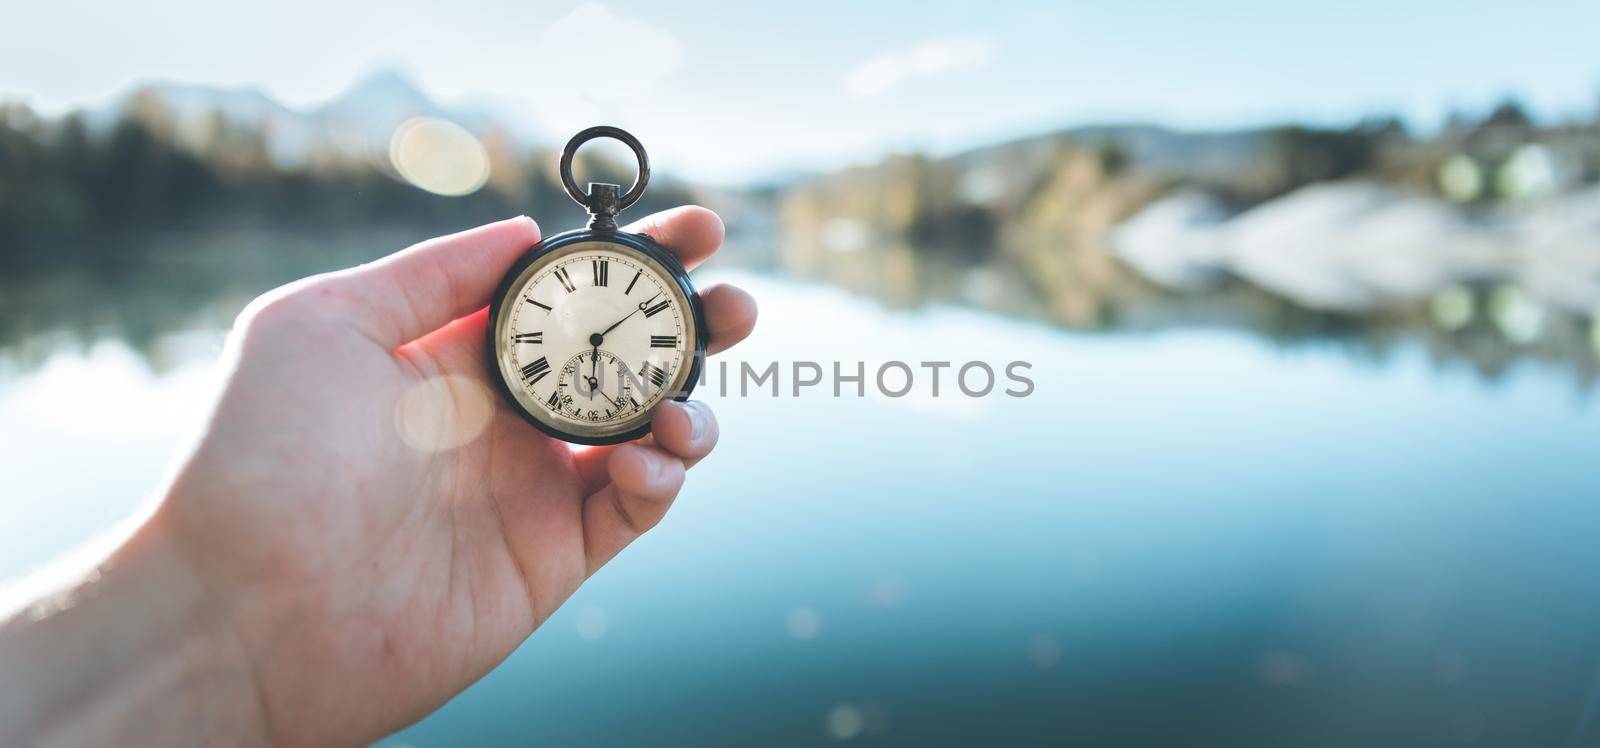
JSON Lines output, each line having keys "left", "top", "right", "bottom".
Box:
{"left": 1, "top": 0, "right": 1597, "bottom": 183}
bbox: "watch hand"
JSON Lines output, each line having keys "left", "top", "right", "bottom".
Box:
{"left": 599, "top": 308, "right": 639, "bottom": 337}
{"left": 588, "top": 378, "right": 618, "bottom": 407}
{"left": 597, "top": 293, "right": 661, "bottom": 338}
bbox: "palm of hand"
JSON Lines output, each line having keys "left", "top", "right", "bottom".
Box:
{"left": 158, "top": 211, "right": 753, "bottom": 744}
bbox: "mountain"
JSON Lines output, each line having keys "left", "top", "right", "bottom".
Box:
{"left": 94, "top": 69, "right": 535, "bottom": 169}
{"left": 311, "top": 70, "right": 447, "bottom": 164}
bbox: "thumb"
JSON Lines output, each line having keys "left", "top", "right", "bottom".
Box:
{"left": 329, "top": 216, "right": 540, "bottom": 349}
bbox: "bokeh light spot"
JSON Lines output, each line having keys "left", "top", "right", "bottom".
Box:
{"left": 389, "top": 116, "right": 491, "bottom": 196}
{"left": 865, "top": 574, "right": 908, "bottom": 608}
{"left": 1496, "top": 144, "right": 1557, "bottom": 201}
{"left": 821, "top": 218, "right": 870, "bottom": 254}
{"left": 1028, "top": 634, "right": 1063, "bottom": 669}
{"left": 1437, "top": 155, "right": 1482, "bottom": 202}
{"left": 1430, "top": 286, "right": 1474, "bottom": 331}
{"left": 394, "top": 375, "right": 494, "bottom": 452}
{"left": 786, "top": 606, "right": 823, "bottom": 640}
{"left": 1488, "top": 286, "right": 1545, "bottom": 344}
{"left": 575, "top": 606, "right": 610, "bottom": 641}
{"left": 826, "top": 703, "right": 865, "bottom": 740}
{"left": 1258, "top": 649, "right": 1311, "bottom": 685}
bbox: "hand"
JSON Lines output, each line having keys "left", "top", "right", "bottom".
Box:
{"left": 0, "top": 208, "right": 757, "bottom": 745}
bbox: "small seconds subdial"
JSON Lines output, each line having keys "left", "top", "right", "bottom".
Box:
{"left": 555, "top": 349, "right": 641, "bottom": 422}
{"left": 495, "top": 242, "right": 695, "bottom": 439}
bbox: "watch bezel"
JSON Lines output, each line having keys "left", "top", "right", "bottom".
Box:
{"left": 486, "top": 228, "right": 708, "bottom": 446}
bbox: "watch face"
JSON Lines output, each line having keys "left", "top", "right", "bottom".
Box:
{"left": 491, "top": 238, "right": 698, "bottom": 443}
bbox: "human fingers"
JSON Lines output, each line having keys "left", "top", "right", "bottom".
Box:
{"left": 579, "top": 445, "right": 686, "bottom": 575}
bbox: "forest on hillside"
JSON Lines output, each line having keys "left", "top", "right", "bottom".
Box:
{"left": 0, "top": 93, "right": 690, "bottom": 261}
{"left": 780, "top": 101, "right": 1600, "bottom": 317}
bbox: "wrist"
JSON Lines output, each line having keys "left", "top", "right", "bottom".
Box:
{"left": 0, "top": 507, "right": 269, "bottom": 745}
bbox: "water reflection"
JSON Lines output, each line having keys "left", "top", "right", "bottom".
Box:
{"left": 4, "top": 227, "right": 1597, "bottom": 390}
{"left": 4, "top": 241, "right": 1600, "bottom": 745}
{"left": 782, "top": 233, "right": 1600, "bottom": 389}
{"left": 0, "top": 228, "right": 413, "bottom": 371}
{"left": 376, "top": 276, "right": 1598, "bottom": 745}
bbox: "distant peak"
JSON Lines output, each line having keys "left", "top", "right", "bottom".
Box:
{"left": 342, "top": 68, "right": 425, "bottom": 99}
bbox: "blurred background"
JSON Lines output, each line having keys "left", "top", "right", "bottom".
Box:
{"left": 4, "top": 1, "right": 1600, "bottom": 745}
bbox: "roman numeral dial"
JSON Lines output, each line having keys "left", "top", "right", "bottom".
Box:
{"left": 553, "top": 266, "right": 577, "bottom": 293}
{"left": 520, "top": 356, "right": 551, "bottom": 385}
{"left": 639, "top": 361, "right": 670, "bottom": 389}
{"left": 498, "top": 244, "right": 693, "bottom": 435}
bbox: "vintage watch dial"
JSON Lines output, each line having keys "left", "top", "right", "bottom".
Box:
{"left": 495, "top": 242, "right": 693, "bottom": 435}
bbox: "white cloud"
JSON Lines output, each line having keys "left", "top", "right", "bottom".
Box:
{"left": 463, "top": 2, "right": 685, "bottom": 142}
{"left": 845, "top": 35, "right": 997, "bottom": 99}
{"left": 535, "top": 3, "right": 684, "bottom": 100}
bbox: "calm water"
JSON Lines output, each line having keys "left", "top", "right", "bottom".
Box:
{"left": 4, "top": 269, "right": 1600, "bottom": 746}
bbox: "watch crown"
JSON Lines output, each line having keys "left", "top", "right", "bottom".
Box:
{"left": 585, "top": 182, "right": 622, "bottom": 230}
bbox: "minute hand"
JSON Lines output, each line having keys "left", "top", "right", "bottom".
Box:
{"left": 599, "top": 293, "right": 661, "bottom": 337}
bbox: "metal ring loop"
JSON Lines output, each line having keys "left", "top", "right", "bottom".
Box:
{"left": 559, "top": 126, "right": 650, "bottom": 214}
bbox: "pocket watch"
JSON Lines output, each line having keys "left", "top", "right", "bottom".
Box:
{"left": 487, "top": 126, "right": 707, "bottom": 445}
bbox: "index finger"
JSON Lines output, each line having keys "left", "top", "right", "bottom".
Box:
{"left": 620, "top": 205, "right": 724, "bottom": 271}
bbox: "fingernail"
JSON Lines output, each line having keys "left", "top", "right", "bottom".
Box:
{"left": 684, "top": 401, "right": 708, "bottom": 442}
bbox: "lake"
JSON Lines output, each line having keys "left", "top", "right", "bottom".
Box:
{"left": 3, "top": 264, "right": 1600, "bottom": 746}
